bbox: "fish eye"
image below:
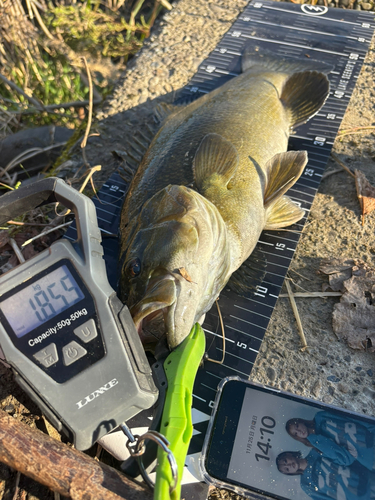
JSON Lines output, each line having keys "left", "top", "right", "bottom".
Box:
{"left": 127, "top": 258, "right": 141, "bottom": 277}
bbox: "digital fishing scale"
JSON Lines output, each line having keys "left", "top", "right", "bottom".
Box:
{"left": 0, "top": 177, "right": 158, "bottom": 450}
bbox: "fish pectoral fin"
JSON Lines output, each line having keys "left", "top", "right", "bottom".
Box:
{"left": 281, "top": 71, "right": 330, "bottom": 128}
{"left": 265, "top": 195, "right": 305, "bottom": 230}
{"left": 193, "top": 133, "right": 239, "bottom": 191}
{"left": 264, "top": 150, "right": 307, "bottom": 208}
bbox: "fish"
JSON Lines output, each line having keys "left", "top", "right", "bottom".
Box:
{"left": 118, "top": 48, "right": 330, "bottom": 350}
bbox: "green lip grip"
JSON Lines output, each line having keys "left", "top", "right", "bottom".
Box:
{"left": 154, "top": 323, "right": 206, "bottom": 500}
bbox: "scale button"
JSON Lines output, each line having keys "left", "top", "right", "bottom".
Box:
{"left": 74, "top": 319, "right": 98, "bottom": 343}
{"left": 33, "top": 344, "right": 59, "bottom": 368}
{"left": 62, "top": 341, "right": 87, "bottom": 366}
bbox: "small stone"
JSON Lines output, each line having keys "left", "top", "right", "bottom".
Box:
{"left": 312, "top": 379, "right": 323, "bottom": 397}
{"left": 355, "top": 366, "right": 363, "bottom": 372}
{"left": 338, "top": 383, "right": 349, "bottom": 393}
{"left": 361, "top": 2, "right": 373, "bottom": 8}
{"left": 344, "top": 355, "right": 351, "bottom": 363}
{"left": 266, "top": 366, "right": 276, "bottom": 382}
{"left": 280, "top": 380, "right": 288, "bottom": 390}
{"left": 322, "top": 394, "right": 334, "bottom": 404}
{"left": 367, "top": 369, "right": 373, "bottom": 377}
{"left": 149, "top": 76, "right": 160, "bottom": 86}
{"left": 3, "top": 404, "right": 14, "bottom": 414}
{"left": 363, "top": 387, "right": 375, "bottom": 399}
{"left": 327, "top": 375, "right": 340, "bottom": 382}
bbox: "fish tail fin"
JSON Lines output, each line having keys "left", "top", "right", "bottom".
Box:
{"left": 281, "top": 70, "right": 330, "bottom": 128}
{"left": 242, "top": 47, "right": 331, "bottom": 127}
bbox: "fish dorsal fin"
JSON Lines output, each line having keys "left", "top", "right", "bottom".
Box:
{"left": 264, "top": 150, "right": 307, "bottom": 208}
{"left": 193, "top": 133, "right": 239, "bottom": 190}
{"left": 242, "top": 47, "right": 332, "bottom": 75}
{"left": 281, "top": 71, "right": 330, "bottom": 128}
{"left": 265, "top": 195, "right": 304, "bottom": 230}
{"left": 153, "top": 102, "right": 180, "bottom": 123}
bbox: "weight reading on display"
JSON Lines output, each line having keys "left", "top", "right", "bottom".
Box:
{"left": 0, "top": 265, "right": 84, "bottom": 338}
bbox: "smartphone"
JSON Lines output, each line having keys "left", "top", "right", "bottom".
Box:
{"left": 200, "top": 376, "right": 375, "bottom": 500}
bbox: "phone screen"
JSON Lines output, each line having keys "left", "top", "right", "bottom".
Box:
{"left": 204, "top": 379, "right": 375, "bottom": 500}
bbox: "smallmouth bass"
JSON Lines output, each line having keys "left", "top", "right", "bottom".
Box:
{"left": 119, "top": 49, "right": 330, "bottom": 349}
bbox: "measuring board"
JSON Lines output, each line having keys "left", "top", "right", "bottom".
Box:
{"left": 64, "top": 0, "right": 375, "bottom": 494}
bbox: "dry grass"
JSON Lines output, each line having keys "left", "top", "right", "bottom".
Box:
{"left": 0, "top": 0, "right": 170, "bottom": 141}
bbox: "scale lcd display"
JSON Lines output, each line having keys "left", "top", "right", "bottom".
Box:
{"left": 0, "top": 265, "right": 84, "bottom": 338}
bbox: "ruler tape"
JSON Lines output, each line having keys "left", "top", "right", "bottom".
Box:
{"left": 65, "top": 0, "right": 375, "bottom": 451}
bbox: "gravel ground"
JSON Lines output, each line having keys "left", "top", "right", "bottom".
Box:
{"left": 1, "top": 0, "right": 375, "bottom": 498}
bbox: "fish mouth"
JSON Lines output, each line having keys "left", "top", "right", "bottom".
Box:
{"left": 130, "top": 274, "right": 178, "bottom": 346}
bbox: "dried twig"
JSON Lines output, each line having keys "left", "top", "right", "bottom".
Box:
{"left": 3, "top": 98, "right": 100, "bottom": 114}
{"left": 160, "top": 0, "right": 173, "bottom": 9}
{"left": 30, "top": 0, "right": 55, "bottom": 41}
{"left": 0, "top": 175, "right": 14, "bottom": 187}
{"left": 80, "top": 57, "right": 94, "bottom": 151}
{"left": 95, "top": 444, "right": 103, "bottom": 462}
{"left": 9, "top": 238, "right": 25, "bottom": 263}
{"left": 321, "top": 168, "right": 343, "bottom": 181}
{"left": 0, "top": 73, "right": 44, "bottom": 111}
{"left": 12, "top": 470, "right": 21, "bottom": 500}
{"left": 5, "top": 220, "right": 50, "bottom": 227}
{"left": 79, "top": 165, "right": 102, "bottom": 194}
{"left": 3, "top": 142, "right": 67, "bottom": 176}
{"left": 285, "top": 280, "right": 308, "bottom": 351}
{"left": 288, "top": 268, "right": 312, "bottom": 282}
{"left": 205, "top": 299, "right": 226, "bottom": 365}
{"left": 279, "top": 291, "right": 342, "bottom": 298}
{"left": 21, "top": 221, "right": 72, "bottom": 247}
{"left": 330, "top": 152, "right": 355, "bottom": 178}
{"left": 337, "top": 125, "right": 375, "bottom": 138}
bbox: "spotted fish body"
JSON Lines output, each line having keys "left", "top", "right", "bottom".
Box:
{"left": 119, "top": 50, "right": 330, "bottom": 349}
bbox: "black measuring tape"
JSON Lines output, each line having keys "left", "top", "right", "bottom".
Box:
{"left": 64, "top": 0, "right": 375, "bottom": 487}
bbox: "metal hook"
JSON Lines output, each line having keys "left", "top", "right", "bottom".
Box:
{"left": 136, "top": 431, "right": 178, "bottom": 493}
{"left": 119, "top": 424, "right": 178, "bottom": 493}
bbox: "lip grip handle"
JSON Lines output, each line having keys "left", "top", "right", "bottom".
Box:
{"left": 0, "top": 177, "right": 102, "bottom": 268}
